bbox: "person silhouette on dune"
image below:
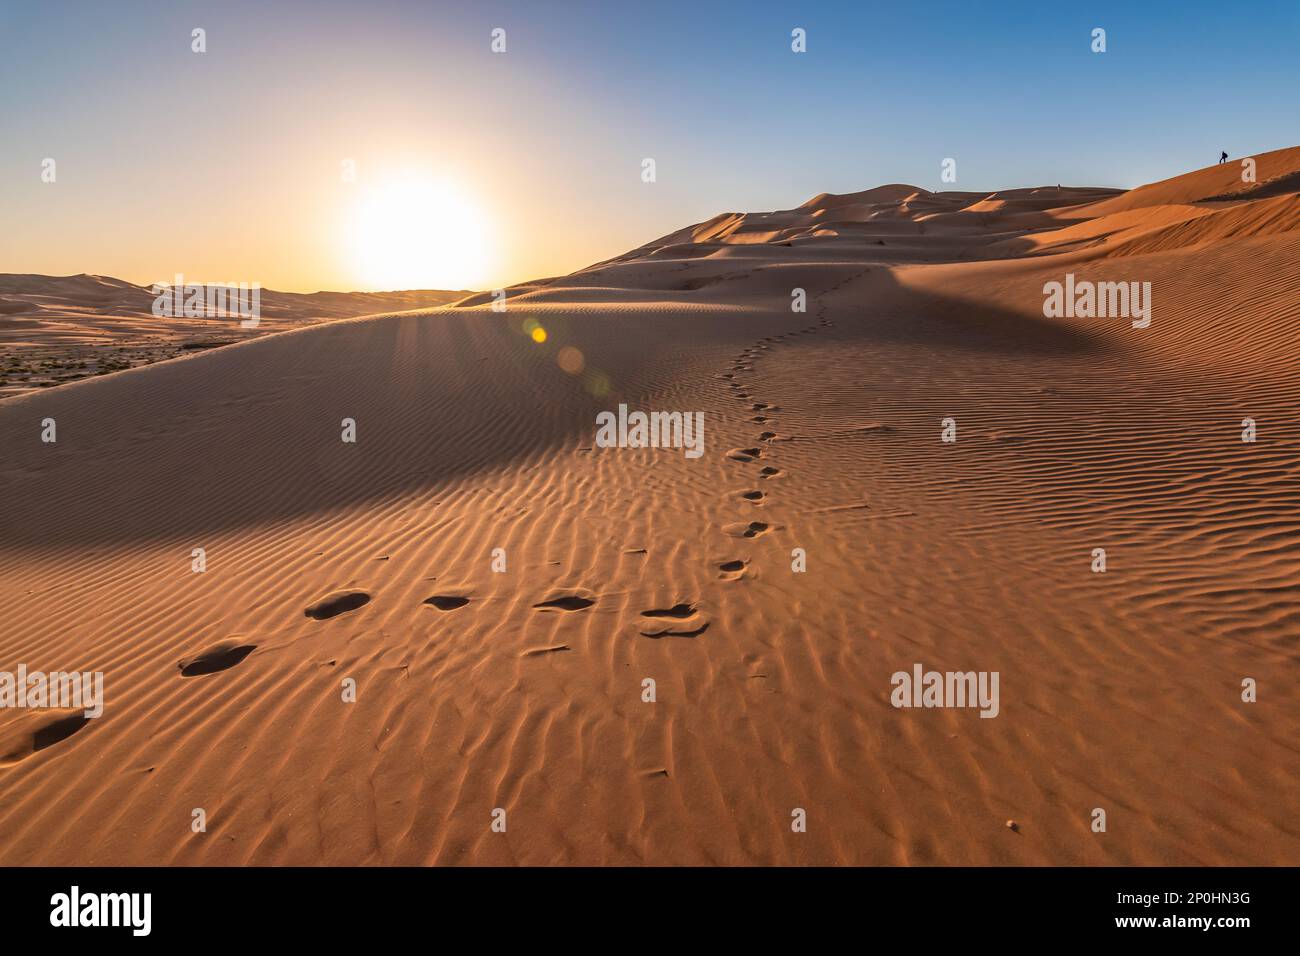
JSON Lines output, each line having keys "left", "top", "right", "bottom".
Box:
{"left": 1220, "top": 150, "right": 1229, "bottom": 164}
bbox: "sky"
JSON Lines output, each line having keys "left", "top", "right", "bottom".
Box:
{"left": 1, "top": 0, "right": 1297, "bottom": 292}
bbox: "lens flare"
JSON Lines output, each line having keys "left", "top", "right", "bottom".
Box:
{"left": 557, "top": 346, "right": 584, "bottom": 374}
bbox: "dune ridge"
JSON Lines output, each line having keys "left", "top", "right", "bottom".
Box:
{"left": 2, "top": 149, "right": 1299, "bottom": 865}
{"left": 0, "top": 274, "right": 468, "bottom": 397}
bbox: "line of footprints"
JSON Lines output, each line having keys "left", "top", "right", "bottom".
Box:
{"left": 715, "top": 288, "right": 841, "bottom": 605}
{"left": 176, "top": 290, "right": 847, "bottom": 678}
{"left": 11, "top": 290, "right": 858, "bottom": 768}
{"left": 177, "top": 587, "right": 618, "bottom": 674}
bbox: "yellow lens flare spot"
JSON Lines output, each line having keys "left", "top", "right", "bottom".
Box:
{"left": 531, "top": 326, "right": 547, "bottom": 343}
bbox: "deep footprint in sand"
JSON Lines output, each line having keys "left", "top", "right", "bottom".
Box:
{"left": 759, "top": 466, "right": 784, "bottom": 479}
{"left": 533, "top": 589, "right": 596, "bottom": 612}
{"left": 0, "top": 710, "right": 91, "bottom": 767}
{"left": 642, "top": 603, "right": 697, "bottom": 619}
{"left": 305, "top": 589, "right": 371, "bottom": 620}
{"left": 178, "top": 639, "right": 257, "bottom": 677}
{"left": 639, "top": 603, "right": 709, "bottom": 637}
{"left": 723, "top": 520, "right": 774, "bottom": 538}
{"left": 424, "top": 595, "right": 470, "bottom": 611}
{"left": 727, "top": 447, "right": 764, "bottom": 462}
{"left": 718, "top": 559, "right": 748, "bottom": 581}
{"left": 737, "top": 489, "right": 765, "bottom": 502}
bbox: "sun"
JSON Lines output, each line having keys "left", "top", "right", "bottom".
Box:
{"left": 348, "top": 175, "right": 491, "bottom": 290}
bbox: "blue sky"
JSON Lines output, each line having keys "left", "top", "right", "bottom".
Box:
{"left": 1, "top": 0, "right": 1296, "bottom": 289}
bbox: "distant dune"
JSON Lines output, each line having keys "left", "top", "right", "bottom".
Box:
{"left": 2, "top": 148, "right": 1299, "bottom": 866}
{"left": 0, "top": 275, "right": 468, "bottom": 395}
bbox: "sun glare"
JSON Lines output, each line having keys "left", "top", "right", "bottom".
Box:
{"left": 348, "top": 176, "right": 490, "bottom": 291}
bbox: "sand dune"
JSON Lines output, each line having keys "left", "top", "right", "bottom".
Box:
{"left": 1, "top": 151, "right": 1298, "bottom": 865}
{"left": 1072, "top": 144, "right": 1300, "bottom": 215}
{"left": 0, "top": 274, "right": 467, "bottom": 397}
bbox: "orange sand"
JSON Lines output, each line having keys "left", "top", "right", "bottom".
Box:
{"left": 2, "top": 148, "right": 1298, "bottom": 865}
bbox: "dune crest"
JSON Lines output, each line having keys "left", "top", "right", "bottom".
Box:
{"left": 2, "top": 150, "right": 1299, "bottom": 866}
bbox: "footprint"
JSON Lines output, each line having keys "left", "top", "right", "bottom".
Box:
{"left": 178, "top": 639, "right": 257, "bottom": 677}
{"left": 758, "top": 431, "right": 778, "bottom": 442}
{"left": 641, "top": 603, "right": 698, "bottom": 619}
{"left": 723, "top": 520, "right": 773, "bottom": 538}
{"left": 305, "top": 589, "right": 371, "bottom": 620}
{"left": 424, "top": 595, "right": 470, "bottom": 611}
{"left": 738, "top": 489, "right": 765, "bottom": 502}
{"left": 533, "top": 589, "right": 596, "bottom": 612}
{"left": 0, "top": 710, "right": 91, "bottom": 768}
{"left": 726, "top": 447, "right": 764, "bottom": 462}
{"left": 759, "top": 466, "right": 784, "bottom": 479}
{"left": 718, "top": 559, "right": 748, "bottom": 581}
{"left": 639, "top": 603, "right": 710, "bottom": 638}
